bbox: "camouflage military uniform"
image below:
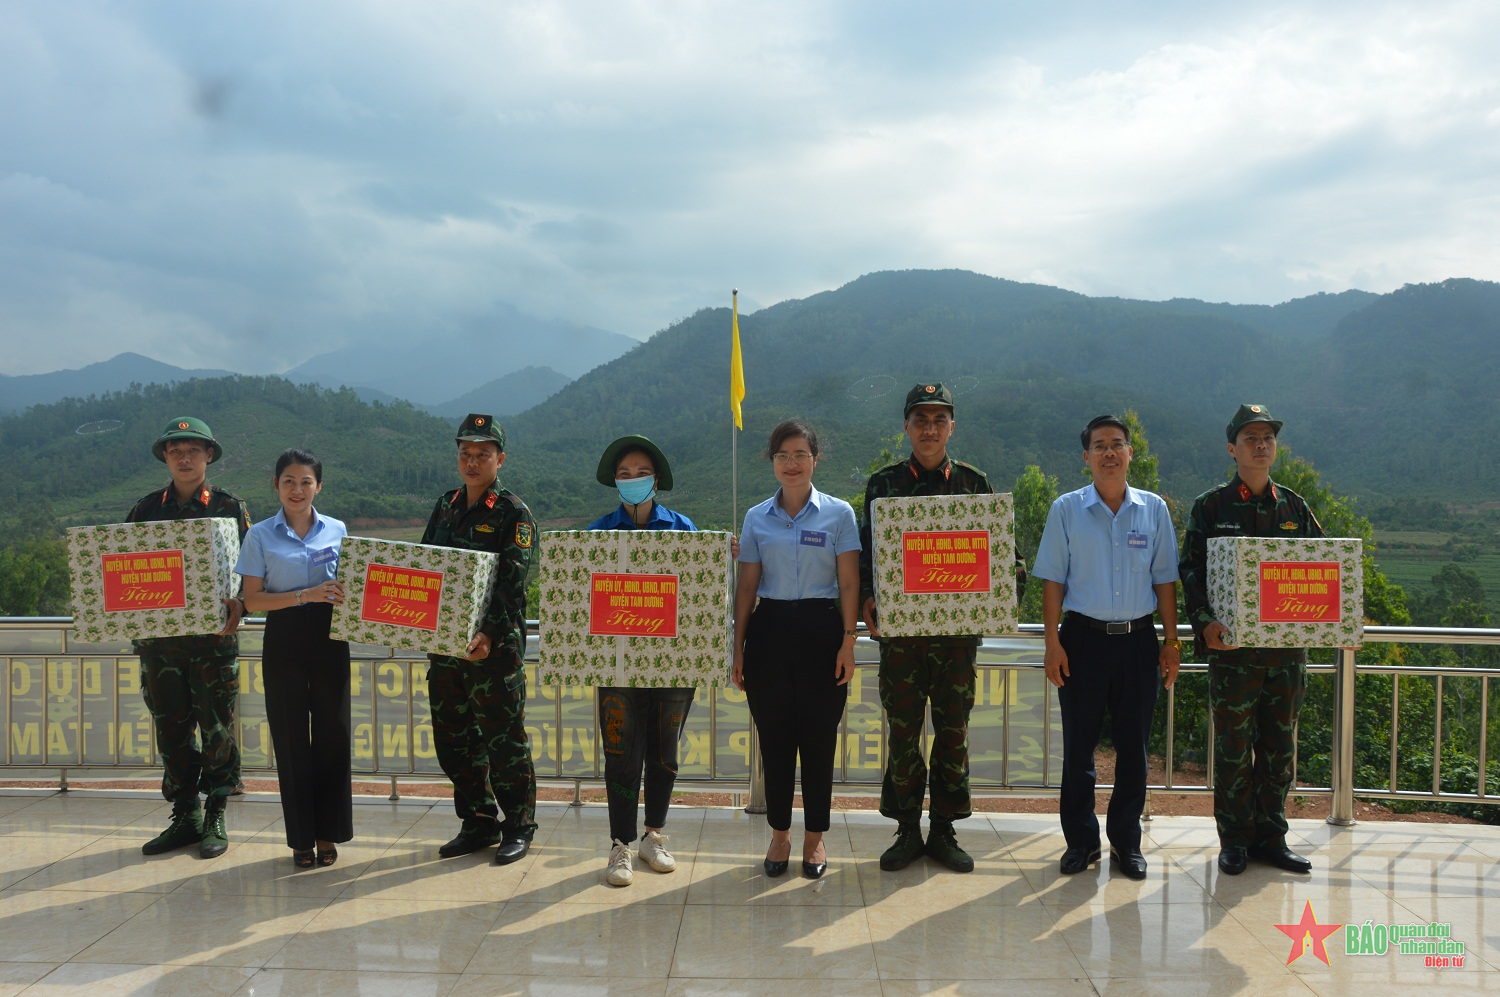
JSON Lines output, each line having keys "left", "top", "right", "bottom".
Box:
{"left": 1181, "top": 475, "right": 1324, "bottom": 849}
{"left": 126, "top": 482, "right": 252, "bottom": 804}
{"left": 860, "top": 454, "right": 992, "bottom": 823}
{"left": 422, "top": 478, "right": 538, "bottom": 840}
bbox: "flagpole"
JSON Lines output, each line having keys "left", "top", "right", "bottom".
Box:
{"left": 731, "top": 288, "right": 739, "bottom": 529}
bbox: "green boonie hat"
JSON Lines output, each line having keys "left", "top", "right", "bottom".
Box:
{"left": 596, "top": 435, "right": 673, "bottom": 491}
{"left": 152, "top": 416, "right": 222, "bottom": 464}
{"left": 904, "top": 382, "right": 955, "bottom": 416}
{"left": 1226, "top": 403, "right": 1284, "bottom": 443}
{"left": 455, "top": 413, "right": 505, "bottom": 451}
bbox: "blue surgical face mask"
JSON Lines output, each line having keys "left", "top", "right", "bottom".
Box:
{"left": 616, "top": 477, "right": 656, "bottom": 506}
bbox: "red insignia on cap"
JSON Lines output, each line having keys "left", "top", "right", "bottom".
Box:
{"left": 178, "top": 421, "right": 190, "bottom": 429}
{"left": 475, "top": 417, "right": 485, "bottom": 425}
{"left": 925, "top": 385, "right": 936, "bottom": 392}
{"left": 1250, "top": 405, "right": 1262, "bottom": 413}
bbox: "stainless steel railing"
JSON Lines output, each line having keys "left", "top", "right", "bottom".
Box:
{"left": 3, "top": 619, "right": 1497, "bottom": 824}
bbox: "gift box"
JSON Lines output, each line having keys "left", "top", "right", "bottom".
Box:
{"left": 1207, "top": 536, "right": 1364, "bottom": 648}
{"left": 329, "top": 536, "right": 498, "bottom": 658}
{"left": 68, "top": 518, "right": 241, "bottom": 642}
{"left": 536, "top": 530, "right": 732, "bottom": 687}
{"left": 870, "top": 493, "right": 1017, "bottom": 637}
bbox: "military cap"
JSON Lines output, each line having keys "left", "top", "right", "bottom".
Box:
{"left": 152, "top": 416, "right": 222, "bottom": 464}
{"left": 455, "top": 413, "right": 505, "bottom": 451}
{"left": 596, "top": 435, "right": 674, "bottom": 491}
{"left": 1226, "top": 403, "right": 1283, "bottom": 443}
{"left": 904, "top": 382, "right": 955, "bottom": 416}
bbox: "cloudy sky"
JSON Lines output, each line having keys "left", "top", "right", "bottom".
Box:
{"left": 2, "top": 0, "right": 1497, "bottom": 375}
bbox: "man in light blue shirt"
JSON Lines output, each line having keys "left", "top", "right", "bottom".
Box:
{"left": 1032, "top": 415, "right": 1181, "bottom": 881}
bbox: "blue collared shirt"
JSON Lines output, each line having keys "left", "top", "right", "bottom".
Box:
{"left": 234, "top": 508, "right": 348, "bottom": 593}
{"left": 738, "top": 486, "right": 861, "bottom": 600}
{"left": 586, "top": 502, "right": 698, "bottom": 532}
{"left": 1031, "top": 484, "right": 1179, "bottom": 620}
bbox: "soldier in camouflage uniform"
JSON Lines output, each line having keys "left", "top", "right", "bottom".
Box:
{"left": 859, "top": 384, "right": 993, "bottom": 873}
{"left": 1181, "top": 404, "right": 1324, "bottom": 876}
{"left": 126, "top": 416, "right": 251, "bottom": 859}
{"left": 424, "top": 414, "right": 539, "bottom": 865}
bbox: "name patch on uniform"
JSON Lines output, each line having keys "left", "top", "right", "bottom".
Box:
{"left": 310, "top": 547, "right": 338, "bottom": 566}
{"left": 1126, "top": 532, "right": 1148, "bottom": 549}
{"left": 799, "top": 530, "right": 828, "bottom": 548}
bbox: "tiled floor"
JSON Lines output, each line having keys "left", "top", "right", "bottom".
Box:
{"left": 0, "top": 790, "right": 1495, "bottom": 995}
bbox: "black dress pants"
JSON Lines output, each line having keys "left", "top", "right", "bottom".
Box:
{"left": 742, "top": 598, "right": 848, "bottom": 833}
{"left": 262, "top": 602, "right": 354, "bottom": 850}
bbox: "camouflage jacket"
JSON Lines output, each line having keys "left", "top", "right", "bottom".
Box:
{"left": 125, "top": 480, "right": 252, "bottom": 650}
{"left": 421, "top": 478, "right": 535, "bottom": 659}
{"left": 1180, "top": 474, "right": 1325, "bottom": 652}
{"left": 858, "top": 454, "right": 993, "bottom": 606}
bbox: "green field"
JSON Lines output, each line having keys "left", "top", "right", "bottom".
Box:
{"left": 1373, "top": 530, "right": 1500, "bottom": 621}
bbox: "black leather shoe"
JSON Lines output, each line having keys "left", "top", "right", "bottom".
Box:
{"left": 1217, "top": 846, "right": 1248, "bottom": 875}
{"left": 764, "top": 858, "right": 789, "bottom": 877}
{"left": 1248, "top": 844, "right": 1312, "bottom": 873}
{"left": 802, "top": 860, "right": 827, "bottom": 879}
{"left": 1109, "top": 847, "right": 1148, "bottom": 880}
{"left": 439, "top": 818, "right": 501, "bottom": 858}
{"left": 493, "top": 834, "right": 531, "bottom": 865}
{"left": 1059, "top": 844, "right": 1102, "bottom": 874}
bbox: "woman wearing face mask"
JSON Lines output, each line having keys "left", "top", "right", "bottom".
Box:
{"left": 732, "top": 419, "right": 859, "bottom": 879}
{"left": 586, "top": 435, "right": 700, "bottom": 887}
{"left": 235, "top": 449, "right": 352, "bottom": 869}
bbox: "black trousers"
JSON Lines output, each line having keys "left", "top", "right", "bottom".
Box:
{"left": 742, "top": 598, "right": 848, "bottom": 833}
{"left": 1056, "top": 616, "right": 1159, "bottom": 853}
{"left": 262, "top": 602, "right": 354, "bottom": 850}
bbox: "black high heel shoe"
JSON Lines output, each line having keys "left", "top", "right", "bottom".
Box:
{"left": 801, "top": 858, "right": 827, "bottom": 879}
{"left": 764, "top": 838, "right": 791, "bottom": 877}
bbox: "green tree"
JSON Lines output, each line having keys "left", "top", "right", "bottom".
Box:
{"left": 1012, "top": 464, "right": 1059, "bottom": 623}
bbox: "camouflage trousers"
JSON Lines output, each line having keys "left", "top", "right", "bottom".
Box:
{"left": 1208, "top": 650, "right": 1307, "bottom": 849}
{"left": 137, "top": 638, "right": 241, "bottom": 804}
{"left": 878, "top": 637, "right": 978, "bottom": 823}
{"left": 427, "top": 648, "right": 537, "bottom": 838}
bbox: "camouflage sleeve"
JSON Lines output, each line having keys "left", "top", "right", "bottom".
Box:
{"left": 858, "top": 475, "right": 878, "bottom": 604}
{"left": 1180, "top": 493, "right": 1216, "bottom": 632}
{"left": 231, "top": 498, "right": 252, "bottom": 542}
{"left": 479, "top": 502, "right": 536, "bottom": 646}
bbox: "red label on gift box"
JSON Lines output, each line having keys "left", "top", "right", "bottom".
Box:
{"left": 901, "top": 530, "right": 991, "bottom": 594}
{"left": 1259, "top": 561, "right": 1341, "bottom": 623}
{"left": 589, "top": 572, "right": 679, "bottom": 637}
{"left": 359, "top": 562, "right": 444, "bottom": 631}
{"left": 100, "top": 549, "right": 187, "bottom": 612}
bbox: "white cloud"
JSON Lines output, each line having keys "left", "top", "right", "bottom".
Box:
{"left": 1, "top": 0, "right": 1497, "bottom": 373}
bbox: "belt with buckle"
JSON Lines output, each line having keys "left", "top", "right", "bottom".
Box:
{"left": 1066, "top": 612, "right": 1155, "bottom": 635}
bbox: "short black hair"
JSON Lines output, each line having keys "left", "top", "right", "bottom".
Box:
{"left": 765, "top": 419, "right": 822, "bottom": 459}
{"left": 274, "top": 448, "right": 323, "bottom": 484}
{"left": 1081, "top": 415, "right": 1130, "bottom": 451}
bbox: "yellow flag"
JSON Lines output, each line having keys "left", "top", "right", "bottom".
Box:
{"left": 730, "top": 291, "right": 745, "bottom": 430}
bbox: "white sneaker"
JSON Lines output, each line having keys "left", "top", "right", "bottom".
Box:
{"left": 606, "top": 839, "right": 634, "bottom": 886}
{"left": 639, "top": 829, "right": 676, "bottom": 873}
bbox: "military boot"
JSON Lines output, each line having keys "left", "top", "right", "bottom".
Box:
{"left": 879, "top": 821, "right": 926, "bottom": 871}
{"left": 199, "top": 798, "right": 229, "bottom": 858}
{"left": 439, "top": 816, "right": 502, "bottom": 858}
{"left": 141, "top": 798, "right": 203, "bottom": 855}
{"left": 925, "top": 819, "right": 974, "bottom": 873}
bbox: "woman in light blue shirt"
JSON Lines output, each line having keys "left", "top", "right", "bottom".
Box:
{"left": 732, "top": 419, "right": 860, "bottom": 879}
{"left": 235, "top": 449, "right": 351, "bottom": 869}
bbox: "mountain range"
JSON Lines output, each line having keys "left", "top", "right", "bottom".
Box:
{"left": 4, "top": 271, "right": 1497, "bottom": 535}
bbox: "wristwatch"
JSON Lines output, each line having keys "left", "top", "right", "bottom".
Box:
{"left": 1162, "top": 638, "right": 1183, "bottom": 651}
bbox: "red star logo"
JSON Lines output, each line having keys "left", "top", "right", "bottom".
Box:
{"left": 1274, "top": 900, "right": 1342, "bottom": 966}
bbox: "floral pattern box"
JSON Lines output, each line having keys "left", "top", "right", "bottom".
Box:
{"left": 329, "top": 536, "right": 498, "bottom": 658}
{"left": 1207, "top": 536, "right": 1364, "bottom": 648}
{"left": 537, "top": 530, "right": 732, "bottom": 688}
{"left": 870, "top": 493, "right": 1017, "bottom": 638}
{"left": 68, "top": 518, "right": 241, "bottom": 642}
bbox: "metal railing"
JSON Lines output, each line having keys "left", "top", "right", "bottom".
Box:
{"left": 3, "top": 619, "right": 1497, "bottom": 824}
